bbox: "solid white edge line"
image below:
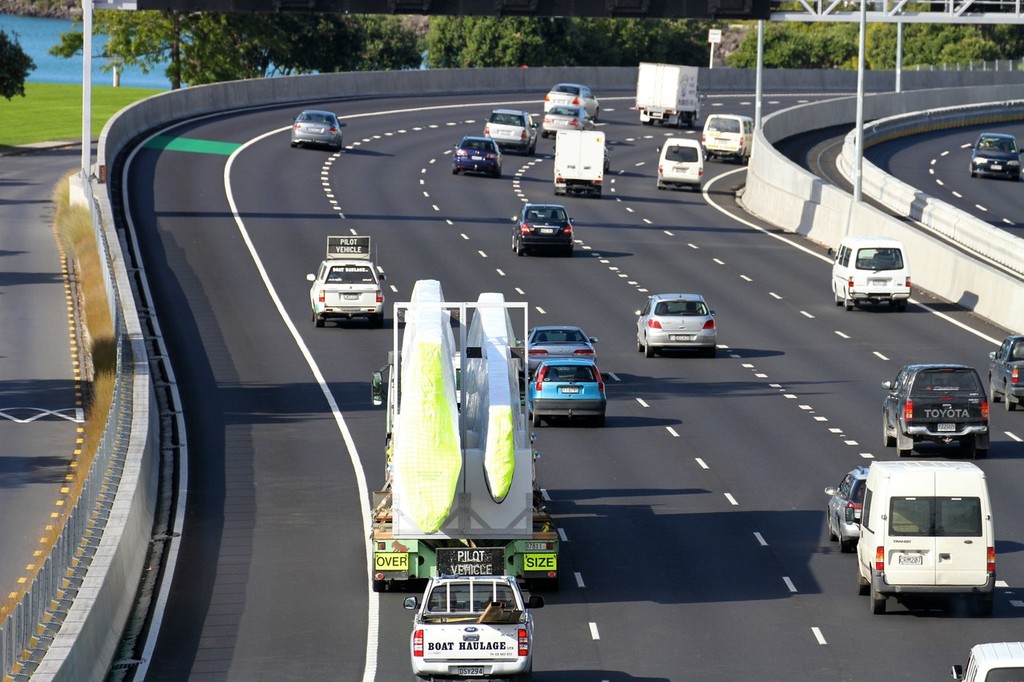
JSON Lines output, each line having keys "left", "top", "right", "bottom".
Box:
{"left": 226, "top": 132, "right": 379, "bottom": 681}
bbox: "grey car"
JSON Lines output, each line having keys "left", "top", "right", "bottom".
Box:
{"left": 544, "top": 83, "right": 600, "bottom": 120}
{"left": 825, "top": 466, "right": 868, "bottom": 553}
{"left": 527, "top": 325, "right": 597, "bottom": 373}
{"left": 635, "top": 293, "right": 717, "bottom": 358}
{"left": 291, "top": 109, "right": 345, "bottom": 151}
{"left": 541, "top": 105, "right": 596, "bottom": 139}
{"left": 969, "top": 132, "right": 1021, "bottom": 180}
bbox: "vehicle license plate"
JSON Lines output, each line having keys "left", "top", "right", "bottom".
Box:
{"left": 560, "top": 386, "right": 581, "bottom": 394}
{"left": 457, "top": 666, "right": 484, "bottom": 676}
{"left": 311, "top": 127, "right": 324, "bottom": 133}
{"left": 673, "top": 164, "right": 689, "bottom": 171}
{"left": 898, "top": 554, "right": 923, "bottom": 566}
{"left": 938, "top": 423, "right": 956, "bottom": 432}
{"left": 540, "top": 228, "right": 554, "bottom": 234}
{"left": 471, "top": 155, "right": 483, "bottom": 160}
{"left": 992, "top": 163, "right": 1003, "bottom": 170}
{"left": 868, "top": 278, "right": 889, "bottom": 285}
{"left": 669, "top": 334, "right": 694, "bottom": 342}
{"left": 343, "top": 293, "right": 359, "bottom": 300}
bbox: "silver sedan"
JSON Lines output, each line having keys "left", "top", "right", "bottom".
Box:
{"left": 290, "top": 109, "right": 346, "bottom": 151}
{"left": 527, "top": 325, "right": 597, "bottom": 372}
{"left": 636, "top": 293, "right": 717, "bottom": 358}
{"left": 541, "top": 105, "right": 595, "bottom": 139}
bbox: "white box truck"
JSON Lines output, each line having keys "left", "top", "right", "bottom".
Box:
{"left": 635, "top": 62, "right": 701, "bottom": 128}
{"left": 553, "top": 130, "right": 605, "bottom": 198}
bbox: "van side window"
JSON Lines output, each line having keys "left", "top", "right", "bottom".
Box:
{"left": 861, "top": 489, "right": 873, "bottom": 532}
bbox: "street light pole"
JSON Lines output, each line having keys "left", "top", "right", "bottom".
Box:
{"left": 82, "top": 0, "right": 92, "bottom": 185}
{"left": 854, "top": 0, "right": 866, "bottom": 203}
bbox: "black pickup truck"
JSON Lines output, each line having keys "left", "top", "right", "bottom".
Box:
{"left": 988, "top": 334, "right": 1024, "bottom": 411}
{"left": 882, "top": 364, "right": 989, "bottom": 459}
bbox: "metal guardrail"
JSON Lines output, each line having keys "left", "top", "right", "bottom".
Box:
{"left": 0, "top": 180, "right": 132, "bottom": 681}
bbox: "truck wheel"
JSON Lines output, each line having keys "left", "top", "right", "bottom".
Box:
{"left": 896, "top": 432, "right": 913, "bottom": 458}
{"left": 314, "top": 313, "right": 325, "bottom": 328}
{"left": 840, "top": 536, "right": 856, "bottom": 554}
{"left": 883, "top": 413, "right": 895, "bottom": 447}
{"left": 529, "top": 577, "right": 559, "bottom": 592}
{"left": 644, "top": 340, "right": 655, "bottom": 358}
{"left": 870, "top": 583, "right": 887, "bottom": 614}
{"left": 372, "top": 314, "right": 385, "bottom": 329}
{"left": 372, "top": 578, "right": 387, "bottom": 593}
{"left": 532, "top": 411, "right": 543, "bottom": 427}
{"left": 990, "top": 375, "right": 1002, "bottom": 403}
{"left": 976, "top": 595, "right": 994, "bottom": 617}
{"left": 844, "top": 290, "right": 854, "bottom": 311}
{"left": 1007, "top": 390, "right": 1017, "bottom": 411}
{"left": 857, "top": 571, "right": 870, "bottom": 596}
{"left": 827, "top": 511, "right": 838, "bottom": 541}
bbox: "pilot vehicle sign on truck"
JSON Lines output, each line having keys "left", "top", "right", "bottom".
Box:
{"left": 306, "top": 235, "right": 385, "bottom": 328}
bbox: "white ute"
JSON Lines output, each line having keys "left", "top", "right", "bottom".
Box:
{"left": 405, "top": 575, "right": 543, "bottom": 681}
{"left": 306, "top": 235, "right": 385, "bottom": 328}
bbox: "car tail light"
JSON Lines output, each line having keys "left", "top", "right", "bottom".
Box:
{"left": 413, "top": 629, "right": 424, "bottom": 657}
{"left": 535, "top": 366, "right": 548, "bottom": 392}
{"left": 701, "top": 133, "right": 707, "bottom": 144}
{"left": 658, "top": 164, "right": 665, "bottom": 174}
{"left": 529, "top": 348, "right": 548, "bottom": 357}
{"left": 484, "top": 124, "right": 491, "bottom": 136}
{"left": 571, "top": 118, "right": 580, "bottom": 128}
{"left": 544, "top": 94, "right": 551, "bottom": 103}
{"left": 520, "top": 130, "right": 528, "bottom": 142}
{"left": 318, "top": 289, "right": 325, "bottom": 303}
{"left": 596, "top": 369, "right": 605, "bottom": 393}
{"left": 455, "top": 148, "right": 468, "bottom": 157}
{"left": 905, "top": 276, "right": 912, "bottom": 289}
{"left": 875, "top": 546, "right": 885, "bottom": 572}
{"left": 572, "top": 96, "right": 581, "bottom": 106}
{"left": 518, "top": 628, "right": 529, "bottom": 656}
{"left": 329, "top": 126, "right": 339, "bottom": 134}
{"left": 904, "top": 399, "right": 913, "bottom": 421}
{"left": 981, "top": 399, "right": 989, "bottom": 420}
{"left": 1013, "top": 367, "right": 1019, "bottom": 386}
{"left": 988, "top": 546, "right": 996, "bottom": 573}
{"left": 486, "top": 152, "right": 498, "bottom": 160}
{"left": 520, "top": 223, "right": 532, "bottom": 235}
{"left": 376, "top": 290, "right": 383, "bottom": 303}
{"left": 573, "top": 349, "right": 594, "bottom": 357}
{"left": 647, "top": 319, "right": 663, "bottom": 330}
{"left": 847, "top": 276, "right": 855, "bottom": 291}
{"left": 563, "top": 223, "right": 573, "bottom": 236}
{"left": 739, "top": 137, "right": 745, "bottom": 148}
{"left": 702, "top": 319, "right": 715, "bottom": 330}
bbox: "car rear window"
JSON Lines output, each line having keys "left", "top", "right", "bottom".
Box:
{"left": 854, "top": 247, "right": 904, "bottom": 271}
{"left": 664, "top": 145, "right": 699, "bottom": 163}
{"left": 910, "top": 369, "right": 983, "bottom": 395}
{"left": 490, "top": 112, "right": 524, "bottom": 126}
{"left": 326, "top": 265, "right": 375, "bottom": 284}
{"left": 543, "top": 365, "right": 596, "bottom": 382}
{"left": 888, "top": 497, "right": 982, "bottom": 537}
{"left": 707, "top": 117, "right": 740, "bottom": 134}
{"left": 655, "top": 300, "right": 707, "bottom": 316}
{"left": 426, "top": 582, "right": 515, "bottom": 614}
{"left": 553, "top": 85, "right": 580, "bottom": 95}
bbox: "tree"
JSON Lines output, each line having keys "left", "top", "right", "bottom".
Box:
{"left": 0, "top": 30, "right": 36, "bottom": 100}
{"left": 728, "top": 22, "right": 859, "bottom": 69}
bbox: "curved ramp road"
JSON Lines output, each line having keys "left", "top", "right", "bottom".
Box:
{"left": 118, "top": 90, "right": 1024, "bottom": 681}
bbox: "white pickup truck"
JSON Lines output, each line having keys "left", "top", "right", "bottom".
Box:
{"left": 306, "top": 235, "right": 385, "bottom": 328}
{"left": 404, "top": 575, "right": 544, "bottom": 681}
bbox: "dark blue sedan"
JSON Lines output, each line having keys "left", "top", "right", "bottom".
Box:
{"left": 970, "top": 132, "right": 1021, "bottom": 180}
{"left": 527, "top": 358, "right": 606, "bottom": 427}
{"left": 452, "top": 136, "right": 502, "bottom": 178}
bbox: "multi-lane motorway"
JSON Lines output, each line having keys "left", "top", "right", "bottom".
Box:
{"left": 115, "top": 89, "right": 1024, "bottom": 681}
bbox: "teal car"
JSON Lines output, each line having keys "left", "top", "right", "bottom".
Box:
{"left": 527, "top": 358, "right": 606, "bottom": 428}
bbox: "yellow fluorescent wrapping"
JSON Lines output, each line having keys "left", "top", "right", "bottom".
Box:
{"left": 484, "top": 405, "right": 515, "bottom": 502}
{"left": 395, "top": 339, "right": 461, "bottom": 533}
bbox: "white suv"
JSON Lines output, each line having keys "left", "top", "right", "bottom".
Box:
{"left": 483, "top": 108, "right": 538, "bottom": 156}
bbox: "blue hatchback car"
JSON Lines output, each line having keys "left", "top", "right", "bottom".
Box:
{"left": 527, "top": 358, "right": 606, "bottom": 427}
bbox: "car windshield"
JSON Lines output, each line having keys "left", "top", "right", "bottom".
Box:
{"left": 654, "top": 300, "right": 708, "bottom": 316}
{"left": 665, "top": 145, "right": 699, "bottom": 162}
{"left": 534, "top": 329, "right": 587, "bottom": 344}
{"left": 542, "top": 364, "right": 596, "bottom": 382}
{"left": 326, "top": 265, "right": 375, "bottom": 284}
{"left": 910, "top": 369, "right": 983, "bottom": 394}
{"left": 978, "top": 136, "right": 1016, "bottom": 153}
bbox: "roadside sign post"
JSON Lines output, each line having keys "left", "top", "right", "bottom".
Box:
{"left": 708, "top": 28, "right": 722, "bottom": 69}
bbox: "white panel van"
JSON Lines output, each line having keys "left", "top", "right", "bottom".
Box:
{"left": 952, "top": 642, "right": 1024, "bottom": 681}
{"left": 656, "top": 138, "right": 703, "bottom": 191}
{"left": 830, "top": 235, "right": 911, "bottom": 311}
{"left": 701, "top": 114, "right": 753, "bottom": 163}
{"left": 856, "top": 461, "right": 995, "bottom": 615}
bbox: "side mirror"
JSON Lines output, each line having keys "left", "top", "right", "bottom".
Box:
{"left": 988, "top": 351, "right": 996, "bottom": 360}
{"left": 306, "top": 273, "right": 316, "bottom": 282}
{"left": 882, "top": 380, "right": 893, "bottom": 390}
{"left": 589, "top": 337, "right": 598, "bottom": 344}
{"left": 827, "top": 247, "right": 835, "bottom": 257}
{"left": 403, "top": 597, "right": 418, "bottom": 610}
{"left": 338, "top": 121, "right": 347, "bottom": 127}
{"left": 634, "top": 310, "right": 642, "bottom": 316}
{"left": 379, "top": 272, "right": 387, "bottom": 282}
{"left": 951, "top": 665, "right": 964, "bottom": 681}
{"left": 526, "top": 595, "right": 545, "bottom": 609}
{"left": 824, "top": 487, "right": 838, "bottom": 496}
{"left": 371, "top": 370, "right": 385, "bottom": 407}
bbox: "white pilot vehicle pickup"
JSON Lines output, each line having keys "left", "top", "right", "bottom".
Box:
{"left": 306, "top": 235, "right": 385, "bottom": 328}
{"left": 404, "top": 575, "right": 543, "bottom": 681}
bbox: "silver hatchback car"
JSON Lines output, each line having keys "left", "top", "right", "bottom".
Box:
{"left": 291, "top": 109, "right": 345, "bottom": 151}
{"left": 824, "top": 466, "right": 868, "bottom": 553}
{"left": 635, "top": 293, "right": 717, "bottom": 358}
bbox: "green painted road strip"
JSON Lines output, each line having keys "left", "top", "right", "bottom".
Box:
{"left": 145, "top": 135, "right": 242, "bottom": 155}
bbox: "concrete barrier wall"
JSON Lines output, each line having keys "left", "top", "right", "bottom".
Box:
{"left": 56, "top": 65, "right": 1024, "bottom": 681}
{"left": 744, "top": 84, "right": 1024, "bottom": 333}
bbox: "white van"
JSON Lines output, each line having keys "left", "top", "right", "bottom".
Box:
{"left": 701, "top": 114, "right": 753, "bottom": 163}
{"left": 830, "top": 235, "right": 911, "bottom": 311}
{"left": 657, "top": 138, "right": 704, "bottom": 191}
{"left": 952, "top": 642, "right": 1024, "bottom": 681}
{"left": 856, "top": 460, "right": 995, "bottom": 616}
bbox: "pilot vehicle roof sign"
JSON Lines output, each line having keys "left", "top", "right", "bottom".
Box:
{"left": 326, "top": 235, "right": 371, "bottom": 260}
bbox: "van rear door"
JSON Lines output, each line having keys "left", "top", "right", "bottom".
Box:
{"left": 934, "top": 471, "right": 988, "bottom": 587}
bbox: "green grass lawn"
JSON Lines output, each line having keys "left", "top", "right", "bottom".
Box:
{"left": 0, "top": 82, "right": 164, "bottom": 148}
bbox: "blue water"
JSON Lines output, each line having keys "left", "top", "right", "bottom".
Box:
{"left": 0, "top": 13, "right": 172, "bottom": 90}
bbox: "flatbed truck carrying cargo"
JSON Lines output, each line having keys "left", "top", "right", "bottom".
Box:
{"left": 369, "top": 280, "right": 560, "bottom": 592}
{"left": 634, "top": 62, "right": 701, "bottom": 128}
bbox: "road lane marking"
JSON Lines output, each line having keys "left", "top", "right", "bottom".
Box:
{"left": 725, "top": 493, "right": 738, "bottom": 506}
{"left": 754, "top": 532, "right": 767, "bottom": 546}
{"left": 589, "top": 623, "right": 600, "bottom": 640}
{"left": 783, "top": 577, "right": 797, "bottom": 593}
{"left": 812, "top": 627, "right": 827, "bottom": 645}
{"left": 696, "top": 458, "right": 709, "bottom": 469}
